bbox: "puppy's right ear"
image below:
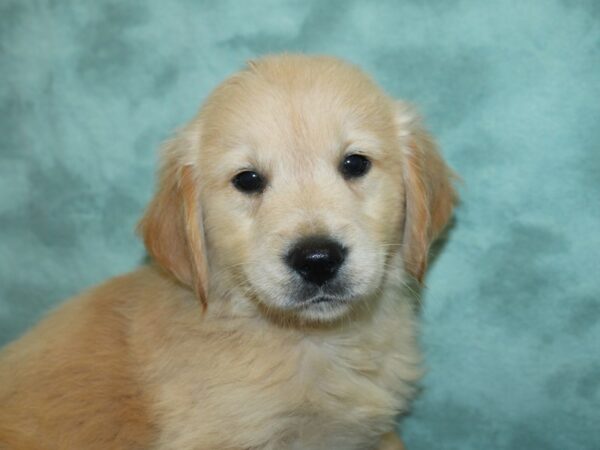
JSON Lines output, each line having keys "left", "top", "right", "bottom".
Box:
{"left": 137, "top": 129, "right": 208, "bottom": 307}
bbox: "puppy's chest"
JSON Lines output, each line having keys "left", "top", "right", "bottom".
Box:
{"left": 154, "top": 317, "right": 418, "bottom": 450}
{"left": 280, "top": 338, "right": 413, "bottom": 449}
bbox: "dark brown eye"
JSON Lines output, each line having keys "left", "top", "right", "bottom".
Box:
{"left": 340, "top": 154, "right": 371, "bottom": 179}
{"left": 232, "top": 170, "right": 266, "bottom": 194}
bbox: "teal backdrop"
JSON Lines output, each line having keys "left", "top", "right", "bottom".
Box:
{"left": 1, "top": 1, "right": 599, "bottom": 448}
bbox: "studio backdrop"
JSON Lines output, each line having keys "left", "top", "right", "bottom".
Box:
{"left": 1, "top": 1, "right": 598, "bottom": 449}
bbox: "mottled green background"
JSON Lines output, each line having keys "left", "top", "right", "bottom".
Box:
{"left": 1, "top": 1, "right": 599, "bottom": 448}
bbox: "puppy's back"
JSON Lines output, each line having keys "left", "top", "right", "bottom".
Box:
{"left": 0, "top": 269, "right": 161, "bottom": 449}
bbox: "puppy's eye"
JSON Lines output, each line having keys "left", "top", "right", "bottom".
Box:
{"left": 340, "top": 154, "right": 371, "bottom": 179}
{"left": 232, "top": 170, "right": 266, "bottom": 194}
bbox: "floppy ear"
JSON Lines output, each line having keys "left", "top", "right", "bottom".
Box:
{"left": 396, "top": 102, "right": 457, "bottom": 283}
{"left": 137, "top": 130, "right": 208, "bottom": 307}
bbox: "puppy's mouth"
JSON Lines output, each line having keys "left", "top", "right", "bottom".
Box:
{"left": 287, "top": 293, "right": 355, "bottom": 320}
{"left": 290, "top": 280, "right": 353, "bottom": 306}
{"left": 309, "top": 295, "right": 339, "bottom": 304}
{"left": 303, "top": 293, "right": 350, "bottom": 306}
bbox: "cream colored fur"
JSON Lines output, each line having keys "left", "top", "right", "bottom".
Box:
{"left": 0, "top": 54, "right": 456, "bottom": 450}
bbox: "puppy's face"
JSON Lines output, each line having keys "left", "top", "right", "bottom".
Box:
{"left": 199, "top": 62, "right": 404, "bottom": 321}
{"left": 141, "top": 55, "right": 455, "bottom": 323}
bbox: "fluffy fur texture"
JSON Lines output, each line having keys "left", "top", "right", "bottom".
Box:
{"left": 0, "top": 54, "right": 456, "bottom": 450}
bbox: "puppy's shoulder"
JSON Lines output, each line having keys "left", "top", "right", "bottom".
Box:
{"left": 0, "top": 266, "right": 176, "bottom": 449}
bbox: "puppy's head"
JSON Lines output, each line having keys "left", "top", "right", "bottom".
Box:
{"left": 139, "top": 55, "right": 456, "bottom": 322}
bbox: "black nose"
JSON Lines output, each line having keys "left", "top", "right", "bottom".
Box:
{"left": 285, "top": 236, "right": 347, "bottom": 286}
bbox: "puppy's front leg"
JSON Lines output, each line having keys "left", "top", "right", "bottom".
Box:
{"left": 377, "top": 431, "right": 406, "bottom": 450}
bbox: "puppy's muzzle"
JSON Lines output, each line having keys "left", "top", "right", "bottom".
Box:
{"left": 285, "top": 236, "right": 347, "bottom": 286}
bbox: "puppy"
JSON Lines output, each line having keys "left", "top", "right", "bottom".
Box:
{"left": 0, "top": 54, "right": 456, "bottom": 450}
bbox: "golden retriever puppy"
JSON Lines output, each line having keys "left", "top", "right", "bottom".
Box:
{"left": 0, "top": 54, "right": 456, "bottom": 450}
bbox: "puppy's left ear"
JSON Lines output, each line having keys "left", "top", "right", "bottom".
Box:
{"left": 138, "top": 128, "right": 209, "bottom": 307}
{"left": 396, "top": 102, "right": 458, "bottom": 283}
